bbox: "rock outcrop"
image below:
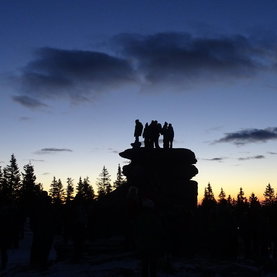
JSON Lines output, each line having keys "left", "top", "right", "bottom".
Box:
{"left": 119, "top": 147, "right": 198, "bottom": 211}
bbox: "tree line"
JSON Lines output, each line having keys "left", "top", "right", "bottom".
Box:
{"left": 1, "top": 154, "right": 276, "bottom": 208}
{"left": 201, "top": 182, "right": 276, "bottom": 208}
{"left": 0, "top": 154, "right": 126, "bottom": 206}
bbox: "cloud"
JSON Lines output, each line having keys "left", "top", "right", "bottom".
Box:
{"left": 35, "top": 148, "right": 73, "bottom": 154}
{"left": 238, "top": 155, "right": 265, "bottom": 161}
{"left": 268, "top": 151, "right": 277, "bottom": 155}
{"left": 107, "top": 147, "right": 120, "bottom": 154}
{"left": 42, "top": 172, "right": 50, "bottom": 175}
{"left": 13, "top": 47, "right": 136, "bottom": 106}
{"left": 13, "top": 95, "right": 47, "bottom": 109}
{"left": 19, "top": 116, "right": 32, "bottom": 121}
{"left": 203, "top": 157, "right": 226, "bottom": 162}
{"left": 10, "top": 32, "right": 277, "bottom": 108}
{"left": 216, "top": 127, "right": 277, "bottom": 145}
{"left": 29, "top": 159, "right": 45, "bottom": 162}
{"left": 113, "top": 32, "right": 274, "bottom": 87}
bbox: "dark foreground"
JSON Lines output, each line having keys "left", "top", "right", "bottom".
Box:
{"left": 2, "top": 222, "right": 277, "bottom": 277}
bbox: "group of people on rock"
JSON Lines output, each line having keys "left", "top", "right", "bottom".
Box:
{"left": 134, "top": 119, "right": 174, "bottom": 149}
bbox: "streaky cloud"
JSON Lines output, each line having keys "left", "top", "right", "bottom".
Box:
{"left": 41, "top": 148, "right": 73, "bottom": 152}
{"left": 19, "top": 116, "right": 32, "bottom": 121}
{"left": 35, "top": 148, "right": 73, "bottom": 154}
{"left": 238, "top": 155, "right": 265, "bottom": 160}
{"left": 13, "top": 95, "right": 47, "bottom": 109}
{"left": 203, "top": 157, "right": 226, "bottom": 162}
{"left": 29, "top": 159, "right": 45, "bottom": 162}
{"left": 216, "top": 127, "right": 277, "bottom": 145}
{"left": 42, "top": 172, "right": 50, "bottom": 175}
{"left": 107, "top": 147, "right": 120, "bottom": 154}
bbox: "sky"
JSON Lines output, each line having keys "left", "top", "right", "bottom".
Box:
{"left": 1, "top": 0, "right": 277, "bottom": 201}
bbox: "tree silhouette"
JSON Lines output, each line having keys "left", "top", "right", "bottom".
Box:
{"left": 21, "top": 163, "right": 40, "bottom": 194}
{"left": 263, "top": 183, "right": 275, "bottom": 206}
{"left": 249, "top": 192, "right": 260, "bottom": 208}
{"left": 65, "top": 177, "right": 74, "bottom": 203}
{"left": 96, "top": 166, "right": 111, "bottom": 198}
{"left": 202, "top": 183, "right": 217, "bottom": 208}
{"left": 226, "top": 194, "right": 234, "bottom": 206}
{"left": 83, "top": 177, "right": 95, "bottom": 200}
{"left": 218, "top": 187, "right": 227, "bottom": 206}
{"left": 76, "top": 177, "right": 84, "bottom": 198}
{"left": 21, "top": 163, "right": 42, "bottom": 212}
{"left": 236, "top": 187, "right": 247, "bottom": 207}
{"left": 113, "top": 164, "right": 126, "bottom": 189}
{"left": 3, "top": 154, "right": 21, "bottom": 200}
{"left": 76, "top": 177, "right": 94, "bottom": 201}
{"left": 49, "top": 177, "right": 65, "bottom": 205}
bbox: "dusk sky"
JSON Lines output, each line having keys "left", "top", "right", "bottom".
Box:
{"left": 1, "top": 0, "right": 277, "bottom": 200}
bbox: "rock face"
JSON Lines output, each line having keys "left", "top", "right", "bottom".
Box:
{"left": 119, "top": 148, "right": 198, "bottom": 211}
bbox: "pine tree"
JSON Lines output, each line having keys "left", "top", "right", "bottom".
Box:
{"left": 226, "top": 194, "right": 233, "bottom": 206}
{"left": 218, "top": 187, "right": 227, "bottom": 205}
{"left": 96, "top": 166, "right": 112, "bottom": 198}
{"left": 113, "top": 164, "right": 126, "bottom": 189}
{"left": 21, "top": 163, "right": 42, "bottom": 214}
{"left": 76, "top": 177, "right": 95, "bottom": 201}
{"left": 22, "top": 163, "right": 36, "bottom": 192}
{"left": 236, "top": 187, "right": 247, "bottom": 208}
{"left": 202, "top": 183, "right": 217, "bottom": 208}
{"left": 263, "top": 183, "right": 275, "bottom": 206}
{"left": 65, "top": 177, "right": 74, "bottom": 203}
{"left": 21, "top": 163, "right": 39, "bottom": 197}
{"left": 249, "top": 192, "right": 260, "bottom": 208}
{"left": 3, "top": 154, "right": 21, "bottom": 200}
{"left": 84, "top": 177, "right": 95, "bottom": 200}
{"left": 49, "top": 177, "right": 64, "bottom": 205}
{"left": 76, "top": 177, "right": 84, "bottom": 197}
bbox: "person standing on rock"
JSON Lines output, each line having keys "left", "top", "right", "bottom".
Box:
{"left": 168, "top": 124, "right": 174, "bottom": 148}
{"left": 161, "top": 122, "right": 169, "bottom": 149}
{"left": 134, "top": 119, "right": 144, "bottom": 143}
{"left": 149, "top": 120, "right": 161, "bottom": 149}
{"left": 143, "top": 123, "right": 150, "bottom": 148}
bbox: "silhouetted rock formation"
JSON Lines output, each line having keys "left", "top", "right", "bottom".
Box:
{"left": 119, "top": 147, "right": 198, "bottom": 211}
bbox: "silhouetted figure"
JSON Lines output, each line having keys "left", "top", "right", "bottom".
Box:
{"left": 148, "top": 120, "right": 161, "bottom": 148}
{"left": 148, "top": 121, "right": 155, "bottom": 148}
{"left": 161, "top": 122, "right": 169, "bottom": 149}
{"left": 155, "top": 121, "right": 162, "bottom": 148}
{"left": 134, "top": 119, "right": 143, "bottom": 143}
{"left": 134, "top": 197, "right": 164, "bottom": 277}
{"left": 167, "top": 123, "right": 174, "bottom": 148}
{"left": 30, "top": 191, "right": 55, "bottom": 270}
{"left": 143, "top": 123, "right": 150, "bottom": 148}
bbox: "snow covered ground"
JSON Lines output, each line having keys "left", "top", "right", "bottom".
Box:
{"left": 1, "top": 223, "right": 276, "bottom": 277}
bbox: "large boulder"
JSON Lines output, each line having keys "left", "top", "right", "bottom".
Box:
{"left": 119, "top": 147, "right": 198, "bottom": 210}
